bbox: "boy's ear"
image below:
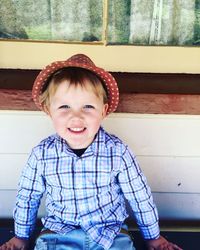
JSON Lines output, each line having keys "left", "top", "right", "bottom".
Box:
{"left": 103, "top": 104, "right": 109, "bottom": 117}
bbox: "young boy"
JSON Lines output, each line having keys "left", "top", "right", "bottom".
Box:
{"left": 0, "top": 54, "right": 182, "bottom": 250}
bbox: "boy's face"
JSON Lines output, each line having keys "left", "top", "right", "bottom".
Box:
{"left": 47, "top": 81, "right": 108, "bottom": 149}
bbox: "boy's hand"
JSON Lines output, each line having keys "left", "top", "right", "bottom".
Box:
{"left": 146, "top": 235, "right": 183, "bottom": 250}
{"left": 0, "top": 237, "right": 28, "bottom": 250}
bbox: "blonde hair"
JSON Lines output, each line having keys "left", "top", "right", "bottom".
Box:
{"left": 39, "top": 67, "right": 108, "bottom": 109}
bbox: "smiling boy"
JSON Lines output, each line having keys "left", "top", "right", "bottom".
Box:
{"left": 44, "top": 68, "right": 109, "bottom": 149}
{"left": 0, "top": 54, "right": 182, "bottom": 250}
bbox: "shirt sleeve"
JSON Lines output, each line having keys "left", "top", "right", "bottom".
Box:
{"left": 118, "top": 145, "right": 160, "bottom": 240}
{"left": 13, "top": 150, "right": 45, "bottom": 239}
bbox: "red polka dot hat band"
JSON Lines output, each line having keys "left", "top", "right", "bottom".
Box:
{"left": 32, "top": 54, "right": 119, "bottom": 114}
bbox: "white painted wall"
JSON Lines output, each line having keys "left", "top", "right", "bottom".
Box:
{"left": 0, "top": 111, "right": 200, "bottom": 221}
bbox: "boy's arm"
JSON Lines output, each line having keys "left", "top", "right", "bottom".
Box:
{"left": 0, "top": 236, "right": 29, "bottom": 250}
{"left": 119, "top": 147, "right": 182, "bottom": 249}
{"left": 14, "top": 150, "right": 45, "bottom": 239}
{"left": 146, "top": 235, "right": 182, "bottom": 250}
{"left": 119, "top": 146, "right": 160, "bottom": 239}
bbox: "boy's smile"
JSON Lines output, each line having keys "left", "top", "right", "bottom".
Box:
{"left": 68, "top": 127, "right": 86, "bottom": 133}
{"left": 48, "top": 81, "right": 108, "bottom": 149}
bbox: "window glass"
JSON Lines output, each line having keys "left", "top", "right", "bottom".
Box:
{"left": 0, "top": 0, "right": 103, "bottom": 42}
{"left": 108, "top": 0, "right": 200, "bottom": 46}
{"left": 0, "top": 0, "right": 200, "bottom": 46}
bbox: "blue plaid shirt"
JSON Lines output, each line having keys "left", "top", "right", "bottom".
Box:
{"left": 14, "top": 127, "right": 159, "bottom": 249}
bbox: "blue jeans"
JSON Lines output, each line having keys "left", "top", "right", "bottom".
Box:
{"left": 34, "top": 227, "right": 136, "bottom": 250}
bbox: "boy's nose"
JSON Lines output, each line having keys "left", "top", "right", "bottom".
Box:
{"left": 70, "top": 110, "right": 84, "bottom": 120}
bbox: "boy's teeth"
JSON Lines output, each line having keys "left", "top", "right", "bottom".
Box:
{"left": 70, "top": 128, "right": 84, "bottom": 132}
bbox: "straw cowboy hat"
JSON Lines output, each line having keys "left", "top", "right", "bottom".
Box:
{"left": 32, "top": 54, "right": 119, "bottom": 114}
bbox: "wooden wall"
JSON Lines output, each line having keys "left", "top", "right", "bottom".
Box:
{"left": 1, "top": 111, "right": 200, "bottom": 225}
{"left": 1, "top": 69, "right": 200, "bottom": 114}
{"left": 1, "top": 3, "right": 200, "bottom": 231}
{"left": 0, "top": 66, "right": 200, "bottom": 227}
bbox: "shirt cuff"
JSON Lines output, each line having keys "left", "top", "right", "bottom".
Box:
{"left": 139, "top": 222, "right": 160, "bottom": 240}
{"left": 15, "top": 235, "right": 29, "bottom": 240}
{"left": 144, "top": 233, "right": 160, "bottom": 241}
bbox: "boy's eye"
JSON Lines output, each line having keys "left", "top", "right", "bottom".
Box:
{"left": 83, "top": 105, "right": 95, "bottom": 109}
{"left": 59, "top": 105, "right": 70, "bottom": 109}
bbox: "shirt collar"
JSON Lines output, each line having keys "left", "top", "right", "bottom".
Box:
{"left": 89, "top": 126, "right": 115, "bottom": 155}
{"left": 54, "top": 126, "right": 115, "bottom": 157}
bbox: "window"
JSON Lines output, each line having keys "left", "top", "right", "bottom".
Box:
{"left": 0, "top": 0, "right": 104, "bottom": 43}
{"left": 108, "top": 0, "right": 200, "bottom": 46}
{"left": 0, "top": 0, "right": 200, "bottom": 46}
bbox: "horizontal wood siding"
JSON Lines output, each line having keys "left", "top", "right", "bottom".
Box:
{"left": 0, "top": 111, "right": 200, "bottom": 221}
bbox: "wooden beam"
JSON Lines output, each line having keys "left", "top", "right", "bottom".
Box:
{"left": 118, "top": 93, "right": 200, "bottom": 114}
{"left": 1, "top": 89, "right": 200, "bottom": 114}
{"left": 1, "top": 69, "right": 200, "bottom": 114}
{"left": 1, "top": 69, "right": 200, "bottom": 94}
{"left": 0, "top": 89, "right": 36, "bottom": 110}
